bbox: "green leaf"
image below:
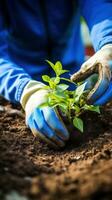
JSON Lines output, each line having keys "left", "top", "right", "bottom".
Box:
{"left": 48, "top": 96, "right": 56, "bottom": 106}
{"left": 46, "top": 60, "right": 55, "bottom": 70}
{"left": 74, "top": 82, "right": 87, "bottom": 102}
{"left": 83, "top": 104, "right": 100, "bottom": 113}
{"left": 53, "top": 61, "right": 63, "bottom": 76}
{"left": 73, "top": 117, "right": 83, "bottom": 132}
{"left": 54, "top": 91, "right": 66, "bottom": 99}
{"left": 59, "top": 103, "right": 68, "bottom": 110}
{"left": 57, "top": 84, "right": 69, "bottom": 91}
{"left": 54, "top": 61, "right": 69, "bottom": 76}
{"left": 55, "top": 103, "right": 68, "bottom": 116}
{"left": 91, "top": 106, "right": 100, "bottom": 113}
{"left": 74, "top": 105, "right": 81, "bottom": 114}
{"left": 61, "top": 70, "right": 69, "bottom": 74}
{"left": 49, "top": 80, "right": 56, "bottom": 89}
{"left": 42, "top": 75, "right": 50, "bottom": 82}
{"left": 55, "top": 61, "right": 62, "bottom": 71}
{"left": 46, "top": 60, "right": 62, "bottom": 76}
{"left": 46, "top": 60, "right": 69, "bottom": 76}
{"left": 54, "top": 77, "right": 60, "bottom": 85}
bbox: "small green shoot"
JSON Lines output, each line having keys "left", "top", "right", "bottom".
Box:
{"left": 40, "top": 61, "right": 100, "bottom": 132}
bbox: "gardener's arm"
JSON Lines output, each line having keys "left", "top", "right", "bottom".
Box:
{"left": 0, "top": 10, "right": 31, "bottom": 103}
{"left": 71, "top": 0, "right": 112, "bottom": 105}
{"left": 0, "top": 6, "right": 69, "bottom": 147}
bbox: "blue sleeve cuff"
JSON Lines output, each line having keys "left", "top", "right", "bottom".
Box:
{"left": 0, "top": 58, "right": 32, "bottom": 104}
{"left": 91, "top": 20, "right": 112, "bottom": 51}
{"left": 15, "top": 78, "right": 31, "bottom": 103}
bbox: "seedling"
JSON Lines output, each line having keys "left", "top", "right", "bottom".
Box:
{"left": 40, "top": 61, "right": 100, "bottom": 132}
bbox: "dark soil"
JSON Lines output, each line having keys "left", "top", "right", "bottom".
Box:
{"left": 0, "top": 97, "right": 112, "bottom": 200}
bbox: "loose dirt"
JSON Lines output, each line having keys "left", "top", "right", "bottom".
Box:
{"left": 0, "top": 97, "right": 112, "bottom": 200}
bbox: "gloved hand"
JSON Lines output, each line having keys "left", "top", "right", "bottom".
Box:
{"left": 20, "top": 80, "right": 69, "bottom": 148}
{"left": 71, "top": 44, "right": 112, "bottom": 105}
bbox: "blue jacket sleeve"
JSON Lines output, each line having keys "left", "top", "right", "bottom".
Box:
{"left": 0, "top": 10, "right": 31, "bottom": 103}
{"left": 79, "top": 0, "right": 112, "bottom": 51}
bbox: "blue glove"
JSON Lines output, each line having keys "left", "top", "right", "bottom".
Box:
{"left": 20, "top": 81, "right": 69, "bottom": 148}
{"left": 71, "top": 45, "right": 112, "bottom": 105}
{"left": 94, "top": 80, "right": 112, "bottom": 105}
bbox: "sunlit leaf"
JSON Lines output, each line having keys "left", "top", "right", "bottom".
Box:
{"left": 49, "top": 80, "right": 56, "bottom": 89}
{"left": 46, "top": 60, "right": 55, "bottom": 70}
{"left": 42, "top": 75, "right": 50, "bottom": 82}
{"left": 54, "top": 77, "right": 60, "bottom": 84}
{"left": 55, "top": 61, "right": 62, "bottom": 72}
{"left": 74, "top": 82, "right": 87, "bottom": 102}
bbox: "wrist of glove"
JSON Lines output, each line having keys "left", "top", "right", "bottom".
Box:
{"left": 71, "top": 44, "right": 112, "bottom": 105}
{"left": 20, "top": 80, "right": 69, "bottom": 148}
